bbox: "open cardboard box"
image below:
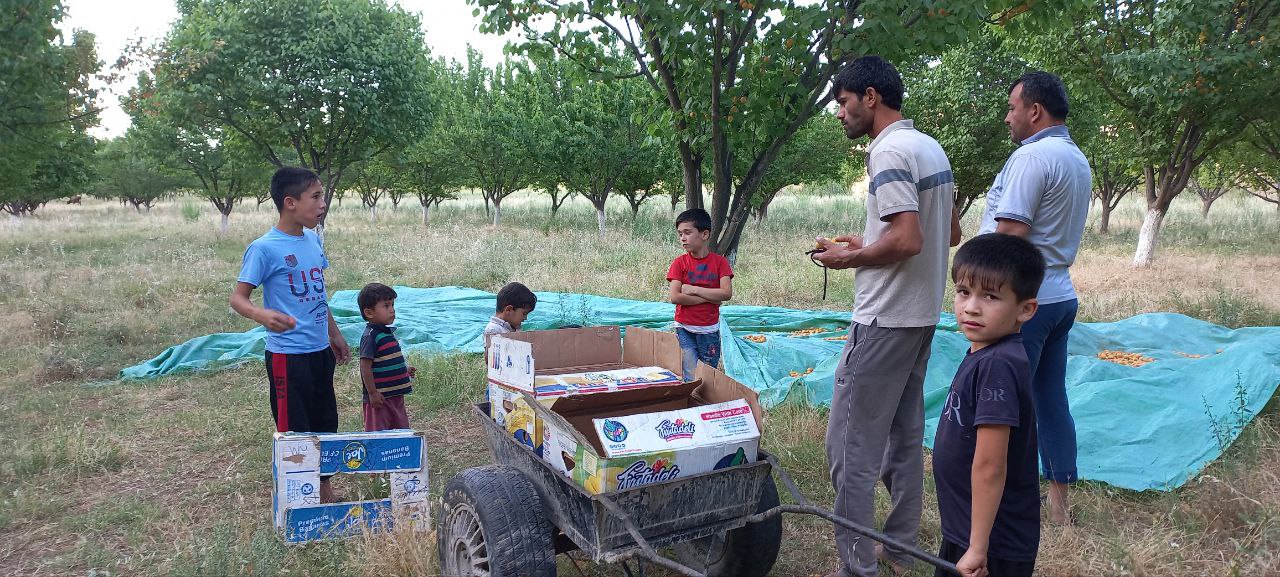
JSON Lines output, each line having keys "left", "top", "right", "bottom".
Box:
{"left": 486, "top": 326, "right": 688, "bottom": 454}
{"left": 532, "top": 365, "right": 764, "bottom": 495}
{"left": 272, "top": 430, "right": 429, "bottom": 543}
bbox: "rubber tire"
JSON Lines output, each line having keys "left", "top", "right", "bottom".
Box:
{"left": 697, "top": 475, "right": 783, "bottom": 577}
{"left": 438, "top": 465, "right": 557, "bottom": 577}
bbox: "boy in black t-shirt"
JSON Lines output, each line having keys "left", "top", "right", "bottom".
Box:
{"left": 933, "top": 233, "right": 1046, "bottom": 577}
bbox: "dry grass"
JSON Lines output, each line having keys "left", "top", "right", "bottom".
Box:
{"left": 0, "top": 188, "right": 1276, "bottom": 576}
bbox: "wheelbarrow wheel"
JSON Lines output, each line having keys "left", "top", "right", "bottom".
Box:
{"left": 674, "top": 475, "right": 782, "bottom": 577}
{"left": 438, "top": 465, "right": 556, "bottom": 577}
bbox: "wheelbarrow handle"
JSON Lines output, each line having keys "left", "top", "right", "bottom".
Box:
{"left": 764, "top": 454, "right": 961, "bottom": 576}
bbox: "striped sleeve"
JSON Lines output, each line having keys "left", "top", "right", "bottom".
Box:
{"left": 868, "top": 151, "right": 919, "bottom": 221}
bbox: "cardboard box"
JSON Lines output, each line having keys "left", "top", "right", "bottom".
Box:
{"left": 486, "top": 326, "right": 686, "bottom": 455}
{"left": 283, "top": 499, "right": 393, "bottom": 543}
{"left": 273, "top": 430, "right": 429, "bottom": 543}
{"left": 532, "top": 375, "right": 764, "bottom": 495}
{"left": 317, "top": 429, "right": 424, "bottom": 475}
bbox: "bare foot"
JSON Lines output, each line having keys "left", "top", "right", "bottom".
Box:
{"left": 875, "top": 543, "right": 909, "bottom": 576}
{"left": 1048, "top": 480, "right": 1071, "bottom": 525}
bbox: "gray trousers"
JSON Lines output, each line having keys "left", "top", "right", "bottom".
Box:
{"left": 826, "top": 320, "right": 935, "bottom": 577}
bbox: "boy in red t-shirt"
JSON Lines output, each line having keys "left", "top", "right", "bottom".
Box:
{"left": 667, "top": 208, "right": 734, "bottom": 381}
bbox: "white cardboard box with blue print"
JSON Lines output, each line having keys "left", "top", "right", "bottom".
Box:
{"left": 532, "top": 364, "right": 765, "bottom": 495}
{"left": 271, "top": 429, "right": 429, "bottom": 543}
{"left": 486, "top": 326, "right": 686, "bottom": 457}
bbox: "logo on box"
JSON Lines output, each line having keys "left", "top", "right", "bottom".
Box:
{"left": 343, "top": 442, "right": 367, "bottom": 469}
{"left": 300, "top": 482, "right": 315, "bottom": 496}
{"left": 616, "top": 458, "right": 681, "bottom": 490}
{"left": 655, "top": 418, "right": 696, "bottom": 442}
{"left": 602, "top": 419, "right": 629, "bottom": 442}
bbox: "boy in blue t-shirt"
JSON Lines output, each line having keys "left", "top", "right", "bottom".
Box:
{"left": 932, "top": 233, "right": 1046, "bottom": 577}
{"left": 230, "top": 166, "right": 350, "bottom": 503}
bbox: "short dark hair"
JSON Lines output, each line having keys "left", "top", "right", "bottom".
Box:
{"left": 951, "top": 233, "right": 1046, "bottom": 302}
{"left": 357, "top": 283, "right": 398, "bottom": 320}
{"left": 270, "top": 166, "right": 321, "bottom": 212}
{"left": 830, "top": 55, "right": 904, "bottom": 111}
{"left": 496, "top": 282, "right": 537, "bottom": 313}
{"left": 1010, "top": 71, "right": 1069, "bottom": 120}
{"left": 675, "top": 208, "right": 712, "bottom": 232}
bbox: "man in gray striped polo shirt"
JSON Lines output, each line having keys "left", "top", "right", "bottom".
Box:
{"left": 814, "top": 56, "right": 961, "bottom": 577}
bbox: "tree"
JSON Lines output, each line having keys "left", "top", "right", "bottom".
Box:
{"left": 126, "top": 73, "right": 270, "bottom": 233}
{"left": 155, "top": 0, "right": 437, "bottom": 233}
{"left": 1031, "top": 0, "right": 1280, "bottom": 265}
{"left": 0, "top": 1, "right": 100, "bottom": 216}
{"left": 402, "top": 135, "right": 463, "bottom": 226}
{"left": 92, "top": 133, "right": 185, "bottom": 211}
{"left": 1190, "top": 150, "right": 1246, "bottom": 219}
{"left": 903, "top": 30, "right": 1023, "bottom": 216}
{"left": 1242, "top": 120, "right": 1280, "bottom": 211}
{"left": 750, "top": 112, "right": 851, "bottom": 222}
{"left": 521, "top": 53, "right": 659, "bottom": 236}
{"left": 346, "top": 155, "right": 406, "bottom": 222}
{"left": 478, "top": 0, "right": 1013, "bottom": 259}
{"left": 1082, "top": 109, "right": 1142, "bottom": 234}
{"left": 616, "top": 148, "right": 672, "bottom": 219}
{"left": 446, "top": 51, "right": 537, "bottom": 226}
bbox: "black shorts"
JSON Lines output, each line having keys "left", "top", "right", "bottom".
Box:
{"left": 266, "top": 348, "right": 338, "bottom": 434}
{"left": 934, "top": 540, "right": 1035, "bottom": 577}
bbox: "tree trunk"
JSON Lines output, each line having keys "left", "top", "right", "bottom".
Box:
{"left": 1098, "top": 203, "right": 1112, "bottom": 234}
{"left": 219, "top": 212, "right": 230, "bottom": 235}
{"left": 596, "top": 207, "right": 607, "bottom": 238}
{"left": 421, "top": 202, "right": 431, "bottom": 226}
{"left": 492, "top": 198, "right": 502, "bottom": 226}
{"left": 679, "top": 144, "right": 703, "bottom": 210}
{"left": 1200, "top": 197, "right": 1214, "bottom": 219}
{"left": 369, "top": 204, "right": 378, "bottom": 222}
{"left": 1132, "top": 207, "right": 1166, "bottom": 267}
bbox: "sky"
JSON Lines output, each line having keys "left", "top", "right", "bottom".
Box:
{"left": 59, "top": 0, "right": 520, "bottom": 138}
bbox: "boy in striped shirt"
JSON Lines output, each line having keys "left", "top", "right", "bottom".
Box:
{"left": 357, "top": 283, "right": 416, "bottom": 431}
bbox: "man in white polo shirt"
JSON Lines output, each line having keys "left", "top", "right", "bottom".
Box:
{"left": 979, "top": 71, "right": 1091, "bottom": 525}
{"left": 814, "top": 55, "right": 961, "bottom": 577}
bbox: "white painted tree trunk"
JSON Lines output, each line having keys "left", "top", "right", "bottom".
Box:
{"left": 492, "top": 202, "right": 502, "bottom": 226}
{"left": 1132, "top": 207, "right": 1166, "bottom": 267}
{"left": 369, "top": 205, "right": 378, "bottom": 222}
{"left": 219, "top": 212, "right": 230, "bottom": 235}
{"left": 596, "top": 208, "right": 607, "bottom": 238}
{"left": 421, "top": 203, "right": 431, "bottom": 226}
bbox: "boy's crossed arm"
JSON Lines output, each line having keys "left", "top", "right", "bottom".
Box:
{"left": 668, "top": 277, "right": 733, "bottom": 305}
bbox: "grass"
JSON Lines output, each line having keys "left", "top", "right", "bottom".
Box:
{"left": 0, "top": 187, "right": 1277, "bottom": 576}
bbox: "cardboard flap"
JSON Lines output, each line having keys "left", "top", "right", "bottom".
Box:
{"left": 548, "top": 380, "right": 701, "bottom": 415}
{"left": 694, "top": 363, "right": 765, "bottom": 432}
{"left": 488, "top": 336, "right": 535, "bottom": 390}
{"left": 622, "top": 326, "right": 685, "bottom": 376}
{"left": 505, "top": 326, "right": 622, "bottom": 369}
{"left": 528, "top": 381, "right": 702, "bottom": 455}
{"left": 523, "top": 390, "right": 601, "bottom": 453}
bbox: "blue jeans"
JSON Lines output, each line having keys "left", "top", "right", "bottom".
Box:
{"left": 675, "top": 328, "right": 721, "bottom": 381}
{"left": 1021, "top": 299, "right": 1079, "bottom": 483}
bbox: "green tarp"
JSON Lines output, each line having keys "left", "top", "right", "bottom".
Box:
{"left": 120, "top": 286, "right": 1280, "bottom": 492}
